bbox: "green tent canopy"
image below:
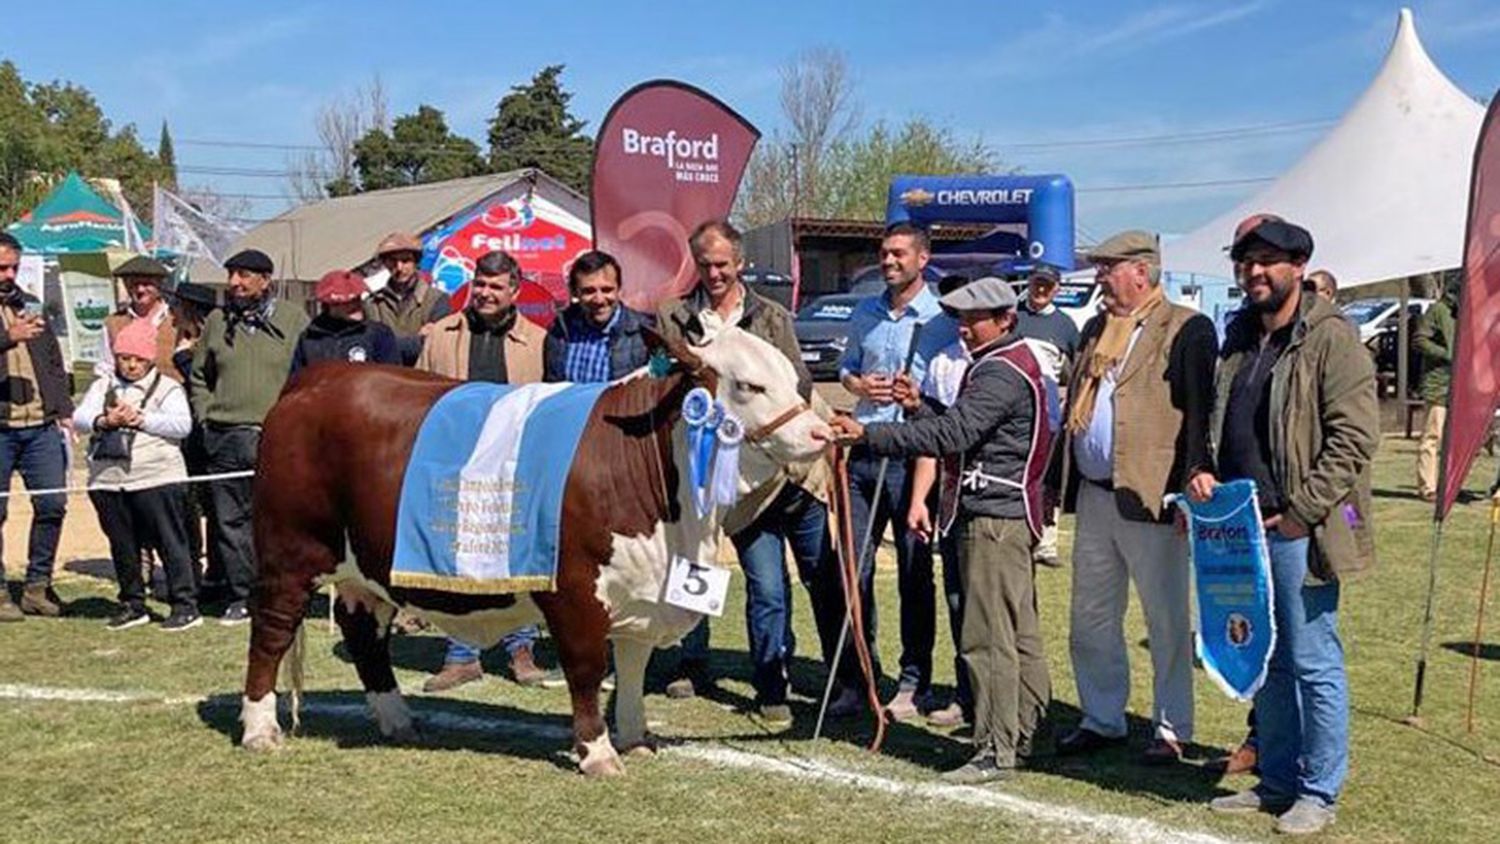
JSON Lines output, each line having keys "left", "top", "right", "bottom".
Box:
{"left": 6, "top": 171, "right": 150, "bottom": 254}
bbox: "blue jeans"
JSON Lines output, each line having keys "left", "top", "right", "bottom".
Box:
{"left": 847, "top": 446, "right": 930, "bottom": 692}
{"left": 1254, "top": 534, "right": 1348, "bottom": 807}
{"left": 0, "top": 424, "right": 68, "bottom": 585}
{"left": 445, "top": 625, "right": 538, "bottom": 665}
{"left": 730, "top": 485, "right": 857, "bottom": 705}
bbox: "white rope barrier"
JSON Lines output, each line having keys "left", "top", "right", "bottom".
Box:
{"left": 0, "top": 470, "right": 256, "bottom": 500}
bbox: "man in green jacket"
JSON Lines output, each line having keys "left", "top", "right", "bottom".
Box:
{"left": 190, "top": 249, "right": 310, "bottom": 624}
{"left": 1414, "top": 278, "right": 1457, "bottom": 501}
{"left": 1193, "top": 218, "right": 1378, "bottom": 836}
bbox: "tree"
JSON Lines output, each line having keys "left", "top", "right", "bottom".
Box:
{"left": 286, "top": 75, "right": 388, "bottom": 201}
{"left": 487, "top": 65, "right": 593, "bottom": 193}
{"left": 351, "top": 105, "right": 485, "bottom": 192}
{"left": 737, "top": 49, "right": 1000, "bottom": 227}
{"left": 0, "top": 61, "right": 172, "bottom": 225}
{"left": 157, "top": 121, "right": 177, "bottom": 189}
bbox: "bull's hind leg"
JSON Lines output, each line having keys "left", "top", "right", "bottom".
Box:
{"left": 242, "top": 551, "right": 328, "bottom": 752}
{"left": 536, "top": 592, "right": 622, "bottom": 776}
{"left": 333, "top": 597, "right": 418, "bottom": 743}
{"left": 612, "top": 637, "right": 655, "bottom": 755}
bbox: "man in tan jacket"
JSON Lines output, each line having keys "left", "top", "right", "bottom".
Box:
{"left": 416, "top": 249, "right": 553, "bottom": 691}
{"left": 1045, "top": 230, "right": 1218, "bottom": 764}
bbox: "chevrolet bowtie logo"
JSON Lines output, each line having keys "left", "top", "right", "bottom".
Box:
{"left": 900, "top": 187, "right": 934, "bottom": 207}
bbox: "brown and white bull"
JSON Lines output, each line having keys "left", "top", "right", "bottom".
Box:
{"left": 239, "top": 327, "right": 829, "bottom": 775}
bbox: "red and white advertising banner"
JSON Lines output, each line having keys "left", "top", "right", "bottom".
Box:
{"left": 1438, "top": 93, "right": 1500, "bottom": 520}
{"left": 422, "top": 194, "right": 591, "bottom": 321}
{"left": 591, "top": 80, "right": 759, "bottom": 313}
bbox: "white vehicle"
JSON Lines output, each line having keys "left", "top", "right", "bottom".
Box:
{"left": 1342, "top": 297, "right": 1434, "bottom": 346}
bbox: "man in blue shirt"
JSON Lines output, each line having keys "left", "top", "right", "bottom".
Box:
{"left": 838, "top": 222, "right": 957, "bottom": 720}
{"left": 543, "top": 250, "right": 654, "bottom": 383}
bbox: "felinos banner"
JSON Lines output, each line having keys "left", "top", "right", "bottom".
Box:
{"left": 1437, "top": 93, "right": 1500, "bottom": 520}
{"left": 421, "top": 195, "right": 591, "bottom": 315}
{"left": 1169, "top": 479, "right": 1276, "bottom": 702}
{"left": 591, "top": 80, "right": 759, "bottom": 313}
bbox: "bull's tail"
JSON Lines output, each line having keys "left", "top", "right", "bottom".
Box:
{"left": 280, "top": 620, "right": 307, "bottom": 733}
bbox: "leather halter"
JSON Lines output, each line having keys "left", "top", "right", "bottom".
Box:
{"left": 744, "top": 400, "right": 809, "bottom": 445}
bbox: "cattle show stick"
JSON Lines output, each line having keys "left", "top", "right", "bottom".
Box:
{"left": 814, "top": 323, "right": 927, "bottom": 743}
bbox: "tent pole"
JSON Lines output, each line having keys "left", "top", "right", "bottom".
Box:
{"left": 1410, "top": 519, "right": 1448, "bottom": 722}
{"left": 1396, "top": 276, "right": 1411, "bottom": 404}
{"left": 1465, "top": 500, "right": 1500, "bottom": 732}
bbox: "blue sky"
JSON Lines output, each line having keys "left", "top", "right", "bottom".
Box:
{"left": 7, "top": 0, "right": 1497, "bottom": 239}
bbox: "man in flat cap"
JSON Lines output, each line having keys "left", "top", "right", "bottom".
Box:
{"left": 1015, "top": 263, "right": 1079, "bottom": 569}
{"left": 829, "top": 276, "right": 1053, "bottom": 784}
{"left": 0, "top": 232, "right": 73, "bottom": 621}
{"left": 1197, "top": 217, "right": 1376, "bottom": 835}
{"left": 190, "top": 249, "right": 309, "bottom": 624}
{"left": 365, "top": 231, "right": 451, "bottom": 366}
{"left": 1046, "top": 230, "right": 1217, "bottom": 765}
{"left": 99, "top": 255, "right": 180, "bottom": 382}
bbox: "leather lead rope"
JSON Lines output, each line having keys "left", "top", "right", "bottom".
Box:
{"left": 829, "top": 444, "right": 886, "bottom": 753}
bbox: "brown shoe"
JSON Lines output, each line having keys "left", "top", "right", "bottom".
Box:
{"left": 1221, "top": 741, "right": 1258, "bottom": 775}
{"left": 508, "top": 645, "right": 548, "bottom": 686}
{"left": 0, "top": 588, "right": 22, "bottom": 622}
{"left": 884, "top": 688, "right": 921, "bottom": 722}
{"left": 423, "top": 660, "right": 483, "bottom": 693}
{"left": 926, "top": 702, "right": 968, "bottom": 728}
{"left": 664, "top": 676, "right": 697, "bottom": 699}
{"left": 20, "top": 584, "right": 61, "bottom": 617}
{"left": 1140, "top": 737, "right": 1183, "bottom": 766}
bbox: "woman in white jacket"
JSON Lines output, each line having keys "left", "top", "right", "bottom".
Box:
{"left": 73, "top": 319, "right": 199, "bottom": 631}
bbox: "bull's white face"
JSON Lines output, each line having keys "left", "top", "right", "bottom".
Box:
{"left": 692, "top": 326, "right": 830, "bottom": 481}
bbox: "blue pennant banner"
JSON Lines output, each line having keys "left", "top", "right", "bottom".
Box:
{"left": 1169, "top": 479, "right": 1276, "bottom": 702}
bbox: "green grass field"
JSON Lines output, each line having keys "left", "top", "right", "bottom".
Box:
{"left": 3, "top": 436, "right": 1500, "bottom": 843}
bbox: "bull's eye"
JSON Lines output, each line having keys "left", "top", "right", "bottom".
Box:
{"left": 734, "top": 379, "right": 767, "bottom": 395}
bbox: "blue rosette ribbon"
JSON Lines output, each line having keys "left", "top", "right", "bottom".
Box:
{"left": 682, "top": 387, "right": 718, "bottom": 517}
{"left": 711, "top": 412, "right": 744, "bottom": 509}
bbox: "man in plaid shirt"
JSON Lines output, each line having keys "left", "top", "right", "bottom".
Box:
{"left": 544, "top": 251, "right": 654, "bottom": 384}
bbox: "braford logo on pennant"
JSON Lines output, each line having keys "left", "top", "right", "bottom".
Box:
{"left": 621, "top": 127, "right": 722, "bottom": 183}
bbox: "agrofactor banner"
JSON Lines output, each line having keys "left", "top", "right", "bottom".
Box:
{"left": 591, "top": 80, "right": 759, "bottom": 313}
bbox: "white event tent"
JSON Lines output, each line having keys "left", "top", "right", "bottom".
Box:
{"left": 1163, "top": 8, "right": 1486, "bottom": 288}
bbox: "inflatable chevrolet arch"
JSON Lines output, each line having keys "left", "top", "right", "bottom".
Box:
{"left": 885, "top": 174, "right": 1075, "bottom": 271}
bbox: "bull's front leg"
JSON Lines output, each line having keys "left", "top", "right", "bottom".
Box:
{"left": 537, "top": 592, "right": 623, "bottom": 776}
{"left": 612, "top": 637, "right": 655, "bottom": 755}
{"left": 241, "top": 571, "right": 316, "bottom": 752}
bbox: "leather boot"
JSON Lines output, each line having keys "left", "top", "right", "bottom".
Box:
{"left": 0, "top": 587, "right": 22, "bottom": 622}
{"left": 20, "top": 583, "right": 61, "bottom": 617}
{"left": 423, "top": 660, "right": 482, "bottom": 693}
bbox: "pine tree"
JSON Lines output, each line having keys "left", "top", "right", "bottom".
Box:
{"left": 487, "top": 65, "right": 594, "bottom": 193}
{"left": 157, "top": 120, "right": 177, "bottom": 188}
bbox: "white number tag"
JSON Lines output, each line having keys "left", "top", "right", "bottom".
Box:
{"left": 665, "top": 556, "right": 730, "bottom": 617}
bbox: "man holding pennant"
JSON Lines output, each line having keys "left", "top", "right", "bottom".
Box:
{"left": 1194, "top": 218, "right": 1378, "bottom": 836}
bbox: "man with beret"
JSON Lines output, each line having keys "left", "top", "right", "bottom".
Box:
{"left": 1015, "top": 263, "right": 1079, "bottom": 569}
{"left": 829, "top": 276, "right": 1053, "bottom": 783}
{"left": 0, "top": 232, "right": 73, "bottom": 621}
{"left": 1197, "top": 218, "right": 1377, "bottom": 835}
{"left": 1045, "top": 230, "right": 1218, "bottom": 765}
{"left": 190, "top": 249, "right": 309, "bottom": 624}
{"left": 290, "top": 270, "right": 400, "bottom": 374}
{"left": 99, "top": 255, "right": 180, "bottom": 382}
{"left": 365, "top": 231, "right": 451, "bottom": 366}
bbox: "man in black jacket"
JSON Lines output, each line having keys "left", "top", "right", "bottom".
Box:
{"left": 290, "top": 270, "right": 400, "bottom": 374}
{"left": 829, "top": 276, "right": 1052, "bottom": 784}
{"left": 0, "top": 232, "right": 74, "bottom": 621}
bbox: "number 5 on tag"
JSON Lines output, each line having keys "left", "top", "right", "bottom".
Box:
{"left": 665, "top": 556, "right": 729, "bottom": 617}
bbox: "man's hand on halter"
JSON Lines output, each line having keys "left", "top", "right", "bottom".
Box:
{"left": 822, "top": 415, "right": 864, "bottom": 445}
{"left": 891, "top": 374, "right": 922, "bottom": 412}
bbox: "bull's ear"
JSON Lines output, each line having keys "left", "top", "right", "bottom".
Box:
{"left": 642, "top": 325, "right": 704, "bottom": 374}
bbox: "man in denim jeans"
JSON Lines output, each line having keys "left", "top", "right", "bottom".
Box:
{"left": 0, "top": 232, "right": 73, "bottom": 622}
{"left": 1191, "top": 218, "right": 1378, "bottom": 836}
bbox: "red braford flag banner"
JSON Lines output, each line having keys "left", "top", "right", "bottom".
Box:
{"left": 590, "top": 80, "right": 759, "bottom": 314}
{"left": 1438, "top": 93, "right": 1500, "bottom": 520}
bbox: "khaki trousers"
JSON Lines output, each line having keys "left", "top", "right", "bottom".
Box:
{"left": 958, "top": 515, "right": 1050, "bottom": 765}
{"left": 1417, "top": 403, "right": 1446, "bottom": 499}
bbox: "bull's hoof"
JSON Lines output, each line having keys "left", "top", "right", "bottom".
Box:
{"left": 242, "top": 730, "right": 284, "bottom": 753}
{"left": 579, "top": 751, "right": 626, "bottom": 777}
{"left": 388, "top": 723, "right": 425, "bottom": 746}
{"left": 621, "top": 735, "right": 660, "bottom": 757}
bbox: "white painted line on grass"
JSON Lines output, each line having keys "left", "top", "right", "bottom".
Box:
{"left": 1, "top": 684, "right": 1246, "bottom": 844}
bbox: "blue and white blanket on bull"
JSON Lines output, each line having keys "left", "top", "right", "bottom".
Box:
{"left": 1167, "top": 479, "right": 1277, "bottom": 702}
{"left": 392, "top": 381, "right": 610, "bottom": 594}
